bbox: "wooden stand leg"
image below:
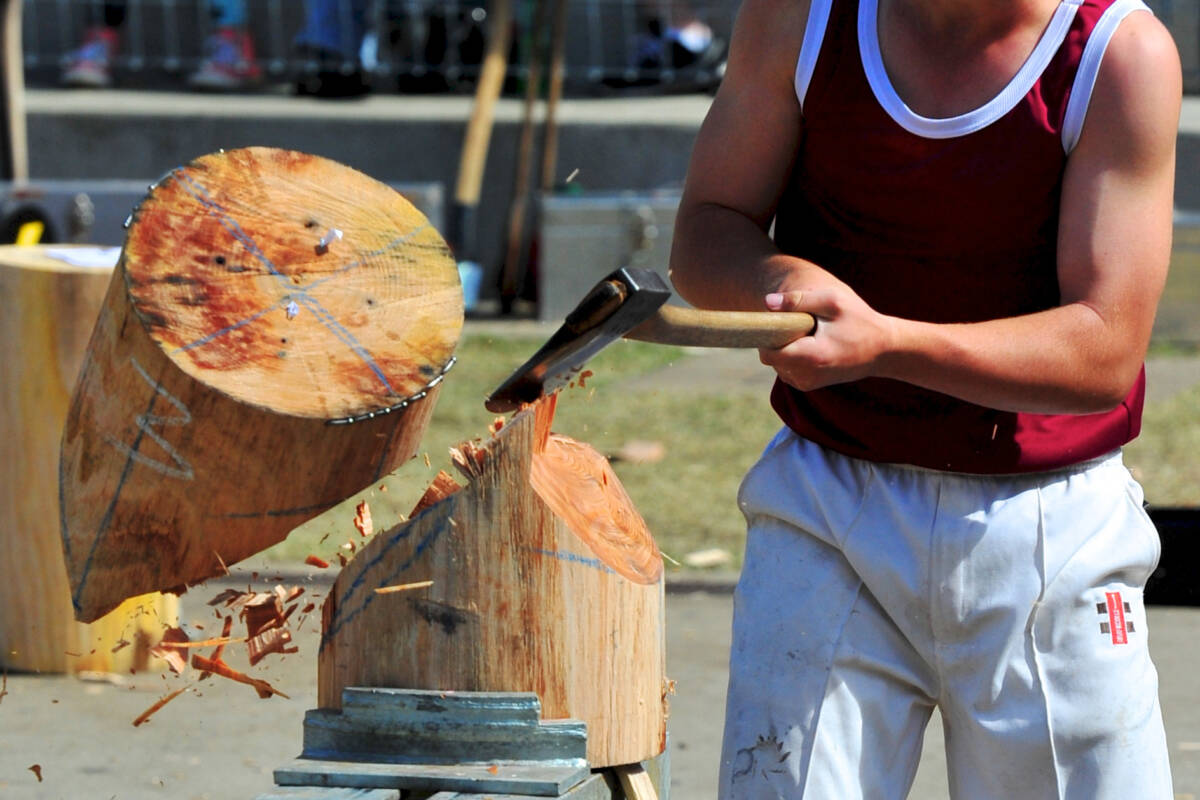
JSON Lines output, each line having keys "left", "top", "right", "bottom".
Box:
{"left": 612, "top": 764, "right": 659, "bottom": 800}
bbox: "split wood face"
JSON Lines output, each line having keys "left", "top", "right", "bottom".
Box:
{"left": 123, "top": 147, "right": 463, "bottom": 419}
{"left": 530, "top": 434, "right": 663, "bottom": 584}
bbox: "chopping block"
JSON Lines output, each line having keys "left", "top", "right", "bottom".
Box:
{"left": 0, "top": 244, "right": 177, "bottom": 673}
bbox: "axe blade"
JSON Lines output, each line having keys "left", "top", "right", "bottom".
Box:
{"left": 485, "top": 268, "right": 672, "bottom": 412}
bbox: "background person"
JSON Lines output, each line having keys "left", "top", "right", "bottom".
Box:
{"left": 60, "top": 0, "right": 260, "bottom": 90}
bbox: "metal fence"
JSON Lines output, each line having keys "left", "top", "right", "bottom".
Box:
{"left": 20, "top": 0, "right": 736, "bottom": 93}
{"left": 19, "top": 0, "right": 1200, "bottom": 94}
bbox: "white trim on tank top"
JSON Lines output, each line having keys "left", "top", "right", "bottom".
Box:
{"left": 1061, "top": 0, "right": 1152, "bottom": 152}
{"left": 794, "top": 0, "right": 835, "bottom": 113}
{"left": 858, "top": 0, "right": 1083, "bottom": 138}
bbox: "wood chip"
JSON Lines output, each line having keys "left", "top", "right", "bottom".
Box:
{"left": 150, "top": 628, "right": 191, "bottom": 675}
{"left": 110, "top": 638, "right": 131, "bottom": 653}
{"left": 28, "top": 764, "right": 42, "bottom": 782}
{"left": 374, "top": 580, "right": 434, "bottom": 595}
{"left": 247, "top": 627, "right": 297, "bottom": 666}
{"left": 155, "top": 636, "right": 246, "bottom": 649}
{"left": 682, "top": 548, "right": 733, "bottom": 569}
{"left": 199, "top": 617, "right": 234, "bottom": 682}
{"left": 190, "top": 655, "right": 289, "bottom": 699}
{"left": 0, "top": 670, "right": 7, "bottom": 704}
{"left": 305, "top": 554, "right": 330, "bottom": 569}
{"left": 410, "top": 470, "right": 463, "bottom": 516}
{"left": 610, "top": 439, "right": 666, "bottom": 465}
{"left": 353, "top": 501, "right": 373, "bottom": 538}
{"left": 207, "top": 588, "right": 244, "bottom": 606}
{"left": 132, "top": 685, "right": 190, "bottom": 727}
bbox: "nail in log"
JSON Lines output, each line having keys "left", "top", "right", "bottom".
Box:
{"left": 60, "top": 147, "right": 463, "bottom": 623}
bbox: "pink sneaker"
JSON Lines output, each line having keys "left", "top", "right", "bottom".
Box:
{"left": 60, "top": 26, "right": 118, "bottom": 88}
{"left": 188, "top": 27, "right": 261, "bottom": 91}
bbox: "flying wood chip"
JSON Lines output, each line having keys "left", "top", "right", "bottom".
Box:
{"left": 28, "top": 764, "right": 42, "bottom": 782}
{"left": 150, "top": 627, "right": 191, "bottom": 674}
{"left": 354, "top": 501, "right": 373, "bottom": 538}
{"left": 190, "top": 655, "right": 289, "bottom": 699}
{"left": 132, "top": 685, "right": 190, "bottom": 727}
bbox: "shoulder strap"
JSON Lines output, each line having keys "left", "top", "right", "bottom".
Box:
{"left": 795, "top": 0, "right": 835, "bottom": 113}
{"left": 1061, "top": 0, "right": 1153, "bottom": 153}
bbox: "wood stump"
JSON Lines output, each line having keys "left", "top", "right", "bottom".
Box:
{"left": 60, "top": 147, "right": 463, "bottom": 623}
{"left": 0, "top": 245, "right": 177, "bottom": 673}
{"left": 318, "top": 399, "right": 667, "bottom": 768}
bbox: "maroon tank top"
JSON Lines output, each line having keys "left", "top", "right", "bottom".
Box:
{"left": 771, "top": 0, "right": 1149, "bottom": 473}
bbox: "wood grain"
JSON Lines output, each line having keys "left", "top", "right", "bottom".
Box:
{"left": 59, "top": 148, "right": 462, "bottom": 622}
{"left": 317, "top": 400, "right": 667, "bottom": 767}
{"left": 0, "top": 246, "right": 176, "bottom": 672}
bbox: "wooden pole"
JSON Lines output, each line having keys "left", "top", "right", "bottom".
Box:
{"left": 317, "top": 398, "right": 667, "bottom": 768}
{"left": 0, "top": 0, "right": 27, "bottom": 181}
{"left": 0, "top": 246, "right": 176, "bottom": 673}
{"left": 59, "top": 148, "right": 464, "bottom": 623}
{"left": 449, "top": 0, "right": 514, "bottom": 267}
{"left": 539, "top": 0, "right": 570, "bottom": 194}
{"left": 498, "top": 0, "right": 550, "bottom": 311}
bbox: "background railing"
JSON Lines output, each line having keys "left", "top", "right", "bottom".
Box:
{"left": 19, "top": 0, "right": 735, "bottom": 93}
{"left": 16, "top": 0, "right": 1200, "bottom": 94}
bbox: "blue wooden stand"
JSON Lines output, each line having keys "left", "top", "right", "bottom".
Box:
{"left": 254, "top": 688, "right": 669, "bottom": 799}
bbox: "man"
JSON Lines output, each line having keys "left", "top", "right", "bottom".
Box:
{"left": 668, "top": 0, "right": 1181, "bottom": 796}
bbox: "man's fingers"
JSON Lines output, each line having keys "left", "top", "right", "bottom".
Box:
{"left": 765, "top": 290, "right": 802, "bottom": 311}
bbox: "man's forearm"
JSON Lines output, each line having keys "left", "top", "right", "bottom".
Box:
{"left": 669, "top": 201, "right": 833, "bottom": 311}
{"left": 880, "top": 303, "right": 1148, "bottom": 415}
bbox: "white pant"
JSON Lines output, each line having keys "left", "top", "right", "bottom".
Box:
{"left": 719, "top": 431, "right": 1172, "bottom": 800}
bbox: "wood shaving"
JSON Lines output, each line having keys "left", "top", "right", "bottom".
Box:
{"left": 190, "top": 655, "right": 289, "bottom": 699}
{"left": 28, "top": 764, "right": 42, "bottom": 782}
{"left": 305, "top": 554, "right": 330, "bottom": 569}
{"left": 132, "top": 685, "right": 190, "bottom": 727}
{"left": 373, "top": 580, "right": 434, "bottom": 595}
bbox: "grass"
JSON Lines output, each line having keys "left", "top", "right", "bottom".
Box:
{"left": 1125, "top": 380, "right": 1200, "bottom": 507}
{"left": 261, "top": 331, "right": 781, "bottom": 572}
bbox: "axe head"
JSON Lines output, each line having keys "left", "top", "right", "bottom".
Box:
{"left": 485, "top": 267, "right": 672, "bottom": 412}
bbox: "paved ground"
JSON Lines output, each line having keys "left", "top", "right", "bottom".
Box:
{"left": 5, "top": 342, "right": 1200, "bottom": 799}
{"left": 2, "top": 574, "right": 1199, "bottom": 800}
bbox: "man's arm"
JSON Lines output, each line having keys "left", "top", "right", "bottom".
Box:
{"left": 668, "top": 0, "right": 840, "bottom": 310}
{"left": 759, "top": 12, "right": 1181, "bottom": 415}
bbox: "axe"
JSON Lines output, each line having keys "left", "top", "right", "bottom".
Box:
{"left": 485, "top": 267, "right": 816, "bottom": 412}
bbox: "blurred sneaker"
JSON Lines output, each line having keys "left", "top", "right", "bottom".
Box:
{"left": 60, "top": 26, "right": 118, "bottom": 88}
{"left": 188, "top": 27, "right": 261, "bottom": 91}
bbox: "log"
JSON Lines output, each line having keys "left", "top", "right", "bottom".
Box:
{"left": 317, "top": 398, "right": 667, "bottom": 768}
{"left": 60, "top": 147, "right": 463, "bottom": 623}
{"left": 0, "top": 245, "right": 177, "bottom": 673}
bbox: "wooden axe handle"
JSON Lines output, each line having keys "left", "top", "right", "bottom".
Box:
{"left": 625, "top": 305, "right": 816, "bottom": 349}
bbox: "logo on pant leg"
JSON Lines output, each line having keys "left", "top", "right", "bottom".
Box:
{"left": 1097, "top": 591, "right": 1134, "bottom": 645}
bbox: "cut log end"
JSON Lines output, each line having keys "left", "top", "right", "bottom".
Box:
{"left": 530, "top": 433, "right": 663, "bottom": 585}
{"left": 122, "top": 147, "right": 463, "bottom": 420}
